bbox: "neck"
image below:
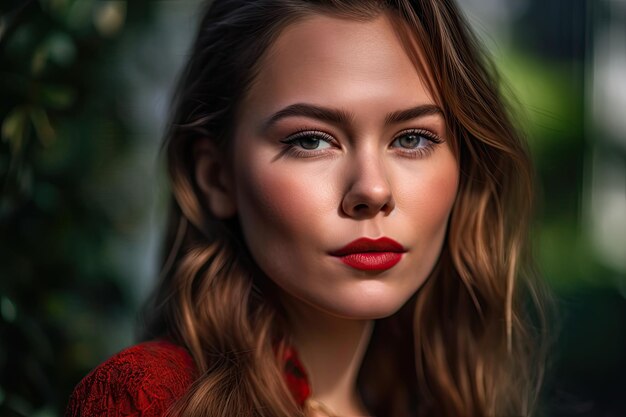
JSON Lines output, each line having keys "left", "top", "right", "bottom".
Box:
{"left": 282, "top": 298, "right": 374, "bottom": 416}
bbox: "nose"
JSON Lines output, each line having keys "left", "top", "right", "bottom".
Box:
{"left": 341, "top": 151, "right": 395, "bottom": 219}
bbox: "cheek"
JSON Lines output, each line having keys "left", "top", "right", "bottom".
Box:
{"left": 234, "top": 152, "right": 336, "bottom": 252}
{"left": 392, "top": 152, "right": 458, "bottom": 299}
{"left": 400, "top": 158, "right": 458, "bottom": 227}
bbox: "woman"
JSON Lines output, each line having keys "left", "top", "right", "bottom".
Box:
{"left": 67, "top": 0, "right": 550, "bottom": 416}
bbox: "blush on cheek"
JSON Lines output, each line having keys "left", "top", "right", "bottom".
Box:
{"left": 236, "top": 160, "right": 313, "bottom": 245}
{"left": 418, "top": 157, "right": 459, "bottom": 218}
{"left": 401, "top": 179, "right": 457, "bottom": 225}
{"left": 431, "top": 173, "right": 459, "bottom": 221}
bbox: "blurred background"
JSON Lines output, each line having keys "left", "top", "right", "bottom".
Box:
{"left": 0, "top": 0, "right": 624, "bottom": 416}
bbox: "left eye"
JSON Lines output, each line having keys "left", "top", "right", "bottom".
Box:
{"left": 391, "top": 132, "right": 432, "bottom": 149}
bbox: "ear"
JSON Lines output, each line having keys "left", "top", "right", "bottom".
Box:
{"left": 193, "top": 138, "right": 237, "bottom": 219}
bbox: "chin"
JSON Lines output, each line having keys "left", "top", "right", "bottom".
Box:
{"left": 307, "top": 285, "right": 418, "bottom": 320}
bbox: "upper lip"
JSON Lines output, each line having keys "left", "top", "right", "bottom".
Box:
{"left": 330, "top": 237, "right": 406, "bottom": 256}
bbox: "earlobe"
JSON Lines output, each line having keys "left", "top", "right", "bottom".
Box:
{"left": 193, "top": 138, "right": 237, "bottom": 219}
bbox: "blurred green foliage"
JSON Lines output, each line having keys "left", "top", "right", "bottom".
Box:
{"left": 498, "top": 51, "right": 604, "bottom": 291}
{"left": 0, "top": 1, "right": 624, "bottom": 416}
{"left": 1, "top": 1, "right": 156, "bottom": 416}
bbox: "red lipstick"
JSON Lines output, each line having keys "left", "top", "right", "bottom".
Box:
{"left": 330, "top": 237, "right": 406, "bottom": 271}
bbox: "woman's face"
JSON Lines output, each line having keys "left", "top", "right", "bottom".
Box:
{"left": 225, "top": 13, "right": 459, "bottom": 319}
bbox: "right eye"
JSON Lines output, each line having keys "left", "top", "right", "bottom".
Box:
{"left": 279, "top": 130, "right": 336, "bottom": 156}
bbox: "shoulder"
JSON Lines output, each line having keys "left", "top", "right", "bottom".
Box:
{"left": 66, "top": 340, "right": 197, "bottom": 417}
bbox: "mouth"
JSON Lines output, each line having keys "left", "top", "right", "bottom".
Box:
{"left": 329, "top": 237, "right": 406, "bottom": 271}
{"left": 334, "top": 251, "right": 404, "bottom": 271}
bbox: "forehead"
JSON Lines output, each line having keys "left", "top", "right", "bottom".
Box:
{"left": 240, "top": 13, "right": 438, "bottom": 118}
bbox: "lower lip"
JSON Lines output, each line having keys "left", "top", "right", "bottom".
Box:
{"left": 335, "top": 252, "right": 403, "bottom": 271}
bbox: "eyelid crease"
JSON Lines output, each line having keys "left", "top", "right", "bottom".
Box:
{"left": 280, "top": 126, "right": 443, "bottom": 145}
{"left": 280, "top": 128, "right": 336, "bottom": 143}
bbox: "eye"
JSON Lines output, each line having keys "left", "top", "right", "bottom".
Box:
{"left": 279, "top": 130, "right": 336, "bottom": 157}
{"left": 390, "top": 129, "right": 442, "bottom": 158}
{"left": 289, "top": 134, "right": 332, "bottom": 150}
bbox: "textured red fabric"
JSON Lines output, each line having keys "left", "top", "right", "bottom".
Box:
{"left": 281, "top": 344, "right": 312, "bottom": 406}
{"left": 66, "top": 339, "right": 312, "bottom": 417}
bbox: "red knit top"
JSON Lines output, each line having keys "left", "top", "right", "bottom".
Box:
{"left": 65, "top": 340, "right": 312, "bottom": 417}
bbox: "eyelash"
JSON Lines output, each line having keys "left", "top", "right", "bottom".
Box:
{"left": 279, "top": 128, "right": 443, "bottom": 159}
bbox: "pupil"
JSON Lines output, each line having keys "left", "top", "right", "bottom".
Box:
{"left": 300, "top": 137, "right": 319, "bottom": 150}
{"left": 401, "top": 134, "right": 420, "bottom": 148}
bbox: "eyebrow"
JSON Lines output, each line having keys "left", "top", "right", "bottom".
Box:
{"left": 384, "top": 104, "right": 443, "bottom": 124}
{"left": 261, "top": 102, "right": 443, "bottom": 132}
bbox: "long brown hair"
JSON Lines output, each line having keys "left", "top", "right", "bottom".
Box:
{"left": 143, "top": 1, "right": 552, "bottom": 416}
